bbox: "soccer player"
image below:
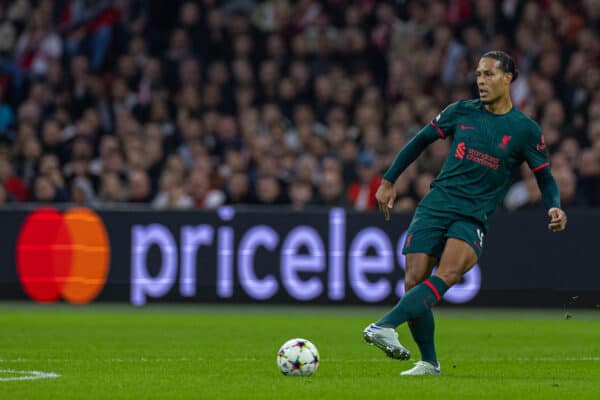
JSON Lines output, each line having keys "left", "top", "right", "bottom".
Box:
{"left": 363, "top": 51, "right": 567, "bottom": 376}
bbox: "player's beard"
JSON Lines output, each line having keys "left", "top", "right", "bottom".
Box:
{"left": 480, "top": 92, "right": 500, "bottom": 105}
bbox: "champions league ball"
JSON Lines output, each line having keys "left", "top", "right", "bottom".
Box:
{"left": 276, "top": 338, "right": 320, "bottom": 376}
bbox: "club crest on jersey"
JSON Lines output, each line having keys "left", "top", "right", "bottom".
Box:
{"left": 498, "top": 135, "right": 512, "bottom": 149}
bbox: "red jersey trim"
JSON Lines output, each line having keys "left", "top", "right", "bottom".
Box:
{"left": 531, "top": 162, "right": 550, "bottom": 172}
{"left": 430, "top": 121, "right": 446, "bottom": 139}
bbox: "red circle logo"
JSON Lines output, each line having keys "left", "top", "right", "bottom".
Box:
{"left": 16, "top": 207, "right": 110, "bottom": 304}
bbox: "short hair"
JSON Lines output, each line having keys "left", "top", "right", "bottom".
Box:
{"left": 482, "top": 51, "right": 519, "bottom": 82}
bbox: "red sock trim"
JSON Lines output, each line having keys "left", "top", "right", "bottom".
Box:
{"left": 424, "top": 279, "right": 441, "bottom": 301}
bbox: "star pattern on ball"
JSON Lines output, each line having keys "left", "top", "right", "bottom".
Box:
{"left": 289, "top": 356, "right": 305, "bottom": 372}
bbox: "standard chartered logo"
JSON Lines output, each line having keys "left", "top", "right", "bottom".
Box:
{"left": 130, "top": 207, "right": 481, "bottom": 306}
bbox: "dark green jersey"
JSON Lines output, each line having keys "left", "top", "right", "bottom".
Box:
{"left": 415, "top": 99, "right": 550, "bottom": 227}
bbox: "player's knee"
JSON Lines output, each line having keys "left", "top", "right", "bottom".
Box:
{"left": 435, "top": 270, "right": 461, "bottom": 287}
{"left": 404, "top": 274, "right": 425, "bottom": 291}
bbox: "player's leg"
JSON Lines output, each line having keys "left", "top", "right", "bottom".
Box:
{"left": 374, "top": 216, "right": 482, "bottom": 333}
{"left": 370, "top": 255, "right": 450, "bottom": 330}
{"left": 434, "top": 237, "right": 478, "bottom": 285}
{"left": 400, "top": 238, "right": 478, "bottom": 376}
{"left": 404, "top": 255, "right": 439, "bottom": 367}
{"left": 364, "top": 253, "right": 437, "bottom": 360}
{"left": 377, "top": 253, "right": 437, "bottom": 327}
{"left": 435, "top": 218, "right": 482, "bottom": 286}
{"left": 363, "top": 207, "right": 448, "bottom": 360}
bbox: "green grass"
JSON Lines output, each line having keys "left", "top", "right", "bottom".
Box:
{"left": 1, "top": 304, "right": 599, "bottom": 399}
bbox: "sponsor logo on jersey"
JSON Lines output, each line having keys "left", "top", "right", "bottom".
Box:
{"left": 455, "top": 142, "right": 499, "bottom": 170}
{"left": 466, "top": 148, "right": 499, "bottom": 170}
{"left": 460, "top": 124, "right": 475, "bottom": 130}
{"left": 455, "top": 142, "right": 466, "bottom": 159}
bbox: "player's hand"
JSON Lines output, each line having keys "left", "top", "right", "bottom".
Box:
{"left": 375, "top": 179, "right": 396, "bottom": 221}
{"left": 548, "top": 207, "right": 567, "bottom": 232}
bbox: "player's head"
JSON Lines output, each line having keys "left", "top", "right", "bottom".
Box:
{"left": 476, "top": 51, "right": 519, "bottom": 105}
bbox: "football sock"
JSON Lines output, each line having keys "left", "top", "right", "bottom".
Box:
{"left": 408, "top": 310, "right": 437, "bottom": 365}
{"left": 376, "top": 276, "right": 449, "bottom": 328}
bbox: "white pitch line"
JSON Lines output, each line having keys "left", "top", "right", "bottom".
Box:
{"left": 0, "top": 369, "right": 60, "bottom": 382}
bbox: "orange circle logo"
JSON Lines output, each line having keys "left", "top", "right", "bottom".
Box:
{"left": 16, "top": 208, "right": 110, "bottom": 304}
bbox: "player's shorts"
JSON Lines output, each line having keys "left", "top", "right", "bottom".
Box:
{"left": 402, "top": 206, "right": 485, "bottom": 259}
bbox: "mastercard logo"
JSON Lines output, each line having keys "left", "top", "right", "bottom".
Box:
{"left": 16, "top": 208, "right": 110, "bottom": 304}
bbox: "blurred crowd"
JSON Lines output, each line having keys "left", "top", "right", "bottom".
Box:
{"left": 0, "top": 0, "right": 598, "bottom": 211}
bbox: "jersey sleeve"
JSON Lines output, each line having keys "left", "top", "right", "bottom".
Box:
{"left": 429, "top": 101, "right": 461, "bottom": 140}
{"left": 382, "top": 102, "right": 461, "bottom": 182}
{"left": 523, "top": 122, "right": 550, "bottom": 172}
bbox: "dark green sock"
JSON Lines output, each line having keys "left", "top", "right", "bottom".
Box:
{"left": 408, "top": 310, "right": 437, "bottom": 364}
{"left": 376, "top": 276, "right": 449, "bottom": 328}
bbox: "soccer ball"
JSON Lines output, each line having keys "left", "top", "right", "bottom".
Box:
{"left": 276, "top": 338, "right": 319, "bottom": 376}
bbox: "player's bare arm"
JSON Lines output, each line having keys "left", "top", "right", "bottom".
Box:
{"left": 375, "top": 179, "right": 395, "bottom": 221}
{"left": 548, "top": 207, "right": 567, "bottom": 232}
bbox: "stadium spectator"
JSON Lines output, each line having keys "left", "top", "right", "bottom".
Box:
{"left": 255, "top": 174, "right": 286, "bottom": 205}
{"left": 576, "top": 148, "right": 600, "bottom": 205}
{"left": 128, "top": 168, "right": 152, "bottom": 203}
{"left": 152, "top": 169, "right": 193, "bottom": 209}
{"left": 98, "top": 172, "right": 126, "bottom": 204}
{"left": 70, "top": 176, "right": 98, "bottom": 207}
{"left": 347, "top": 152, "right": 382, "bottom": 211}
{"left": 187, "top": 166, "right": 225, "bottom": 209}
{"left": 14, "top": 8, "right": 62, "bottom": 77}
{"left": 0, "top": 183, "right": 8, "bottom": 205}
{"left": 288, "top": 178, "right": 314, "bottom": 210}
{"left": 224, "top": 171, "right": 253, "bottom": 205}
{"left": 0, "top": 154, "right": 29, "bottom": 201}
{"left": 32, "top": 174, "right": 68, "bottom": 202}
{"left": 0, "top": 0, "right": 596, "bottom": 210}
{"left": 315, "top": 169, "right": 349, "bottom": 208}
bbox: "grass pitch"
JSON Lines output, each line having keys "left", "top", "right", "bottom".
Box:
{"left": 0, "top": 304, "right": 599, "bottom": 399}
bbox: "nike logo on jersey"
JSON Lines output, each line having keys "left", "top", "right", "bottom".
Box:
{"left": 498, "top": 135, "right": 512, "bottom": 149}
{"left": 460, "top": 124, "right": 474, "bottom": 130}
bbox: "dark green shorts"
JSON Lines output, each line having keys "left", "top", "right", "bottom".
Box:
{"left": 402, "top": 206, "right": 485, "bottom": 259}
